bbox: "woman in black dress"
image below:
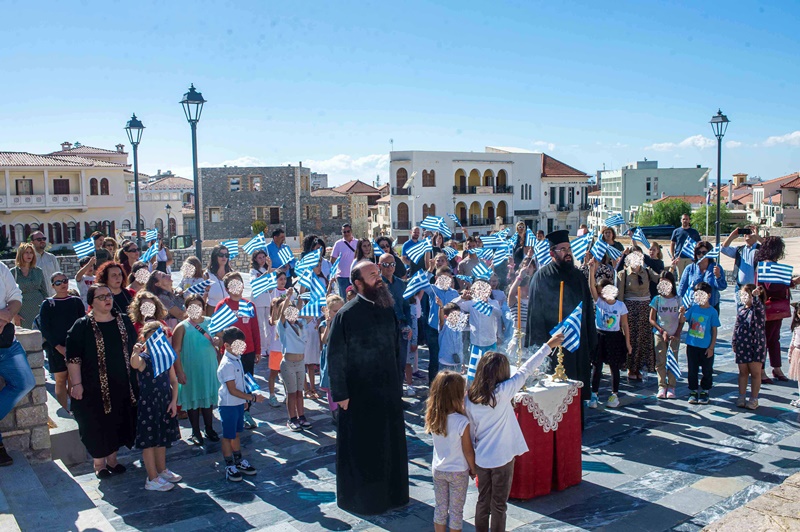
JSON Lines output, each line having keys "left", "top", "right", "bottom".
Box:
{"left": 67, "top": 284, "right": 138, "bottom": 478}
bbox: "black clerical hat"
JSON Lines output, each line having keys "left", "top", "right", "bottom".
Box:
{"left": 546, "top": 230, "right": 570, "bottom": 246}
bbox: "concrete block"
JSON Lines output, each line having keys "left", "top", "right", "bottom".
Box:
{"left": 30, "top": 386, "right": 47, "bottom": 405}
{"left": 34, "top": 372, "right": 46, "bottom": 387}
{"left": 15, "top": 329, "right": 43, "bottom": 353}
{"left": 15, "top": 404, "right": 48, "bottom": 428}
{"left": 14, "top": 393, "right": 30, "bottom": 407}
{"left": 30, "top": 425, "right": 51, "bottom": 451}
{"left": 2, "top": 432, "right": 30, "bottom": 452}
{"left": 0, "top": 411, "right": 15, "bottom": 431}
{"left": 26, "top": 350, "right": 45, "bottom": 369}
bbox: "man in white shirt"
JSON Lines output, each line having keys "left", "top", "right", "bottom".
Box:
{"left": 0, "top": 262, "right": 36, "bottom": 466}
{"left": 330, "top": 223, "right": 357, "bottom": 297}
{"left": 31, "top": 231, "right": 59, "bottom": 296}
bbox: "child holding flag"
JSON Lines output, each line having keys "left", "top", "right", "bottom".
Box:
{"left": 276, "top": 288, "right": 310, "bottom": 432}
{"left": 681, "top": 282, "right": 720, "bottom": 405}
{"left": 319, "top": 294, "right": 345, "bottom": 424}
{"left": 131, "top": 321, "right": 181, "bottom": 492}
{"left": 649, "top": 272, "right": 683, "bottom": 400}
{"left": 267, "top": 271, "right": 289, "bottom": 406}
{"left": 732, "top": 284, "right": 766, "bottom": 409}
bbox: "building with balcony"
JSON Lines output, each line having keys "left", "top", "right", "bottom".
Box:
{"left": 135, "top": 170, "right": 195, "bottom": 238}
{"left": 389, "top": 147, "right": 590, "bottom": 242}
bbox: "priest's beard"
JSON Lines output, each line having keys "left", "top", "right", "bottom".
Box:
{"left": 361, "top": 280, "right": 395, "bottom": 309}
{"left": 553, "top": 254, "right": 574, "bottom": 271}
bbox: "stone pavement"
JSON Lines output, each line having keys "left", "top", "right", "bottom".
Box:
{"left": 60, "top": 284, "right": 800, "bottom": 531}
{"left": 703, "top": 471, "right": 800, "bottom": 531}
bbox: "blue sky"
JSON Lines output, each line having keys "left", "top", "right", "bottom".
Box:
{"left": 1, "top": 0, "right": 798, "bottom": 187}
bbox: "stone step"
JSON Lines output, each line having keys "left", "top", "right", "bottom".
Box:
{"left": 0, "top": 488, "right": 22, "bottom": 531}
{"left": 44, "top": 387, "right": 87, "bottom": 466}
{"left": 0, "top": 451, "right": 63, "bottom": 531}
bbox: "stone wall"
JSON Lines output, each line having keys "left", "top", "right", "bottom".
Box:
{"left": 0, "top": 329, "right": 51, "bottom": 462}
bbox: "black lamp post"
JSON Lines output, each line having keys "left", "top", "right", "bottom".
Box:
{"left": 124, "top": 114, "right": 145, "bottom": 249}
{"left": 710, "top": 109, "right": 730, "bottom": 247}
{"left": 181, "top": 84, "right": 206, "bottom": 258}
{"left": 165, "top": 204, "right": 172, "bottom": 241}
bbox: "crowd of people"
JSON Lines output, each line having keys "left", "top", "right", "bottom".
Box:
{"left": 0, "top": 217, "right": 798, "bottom": 530}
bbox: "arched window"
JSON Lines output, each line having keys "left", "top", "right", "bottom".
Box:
{"left": 422, "top": 170, "right": 436, "bottom": 187}
{"left": 89, "top": 221, "right": 99, "bottom": 234}
{"left": 428, "top": 204, "right": 436, "bottom": 216}
{"left": 396, "top": 202, "right": 409, "bottom": 229}
{"left": 101, "top": 220, "right": 112, "bottom": 235}
{"left": 13, "top": 224, "right": 24, "bottom": 246}
{"left": 396, "top": 168, "right": 408, "bottom": 189}
{"left": 66, "top": 222, "right": 77, "bottom": 243}
{"left": 100, "top": 178, "right": 109, "bottom": 195}
{"left": 90, "top": 178, "right": 98, "bottom": 195}
{"left": 168, "top": 218, "right": 177, "bottom": 237}
{"left": 121, "top": 219, "right": 131, "bottom": 230}
{"left": 53, "top": 223, "right": 62, "bottom": 244}
{"left": 422, "top": 204, "right": 429, "bottom": 219}
{"left": 154, "top": 218, "right": 164, "bottom": 233}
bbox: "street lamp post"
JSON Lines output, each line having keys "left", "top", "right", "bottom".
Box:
{"left": 165, "top": 204, "right": 172, "bottom": 241}
{"left": 710, "top": 109, "right": 730, "bottom": 247}
{"left": 180, "top": 84, "right": 206, "bottom": 259}
{"left": 124, "top": 114, "right": 145, "bottom": 250}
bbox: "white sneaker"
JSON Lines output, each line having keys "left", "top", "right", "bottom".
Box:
{"left": 404, "top": 386, "right": 416, "bottom": 397}
{"left": 606, "top": 393, "right": 620, "bottom": 408}
{"left": 159, "top": 469, "right": 182, "bottom": 483}
{"left": 145, "top": 477, "right": 174, "bottom": 491}
{"left": 588, "top": 393, "right": 599, "bottom": 409}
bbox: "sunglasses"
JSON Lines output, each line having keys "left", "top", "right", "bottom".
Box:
{"left": 127, "top": 248, "right": 140, "bottom": 253}
{"left": 52, "top": 279, "right": 68, "bottom": 286}
{"left": 94, "top": 294, "right": 113, "bottom": 301}
{"left": 33, "top": 237, "right": 46, "bottom": 242}
{"left": 342, "top": 230, "right": 351, "bottom": 234}
{"left": 218, "top": 253, "right": 229, "bottom": 258}
{"left": 380, "top": 262, "right": 396, "bottom": 268}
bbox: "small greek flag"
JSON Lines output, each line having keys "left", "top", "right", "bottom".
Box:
{"left": 472, "top": 248, "right": 494, "bottom": 260}
{"left": 146, "top": 327, "right": 177, "bottom": 378}
{"left": 680, "top": 236, "right": 698, "bottom": 259}
{"left": 276, "top": 245, "right": 294, "bottom": 268}
{"left": 549, "top": 302, "right": 583, "bottom": 352}
{"left": 208, "top": 304, "right": 239, "bottom": 334}
{"left": 757, "top": 261, "right": 793, "bottom": 285}
{"left": 534, "top": 239, "right": 552, "bottom": 268}
{"left": 681, "top": 289, "right": 693, "bottom": 310}
{"left": 471, "top": 262, "right": 491, "bottom": 280}
{"left": 480, "top": 235, "right": 506, "bottom": 249}
{"left": 141, "top": 241, "right": 159, "bottom": 262}
{"left": 510, "top": 233, "right": 519, "bottom": 247}
{"left": 467, "top": 344, "right": 489, "bottom": 383}
{"left": 570, "top": 233, "right": 592, "bottom": 260}
{"left": 298, "top": 270, "right": 327, "bottom": 299}
{"left": 329, "top": 256, "right": 341, "bottom": 280}
{"left": 145, "top": 228, "right": 159, "bottom": 243}
{"left": 403, "top": 270, "right": 430, "bottom": 299}
{"left": 705, "top": 245, "right": 720, "bottom": 261}
{"left": 420, "top": 215, "right": 446, "bottom": 233}
{"left": 590, "top": 239, "right": 608, "bottom": 262}
{"left": 473, "top": 300, "right": 493, "bottom": 316}
{"left": 221, "top": 239, "right": 239, "bottom": 259}
{"left": 72, "top": 237, "right": 95, "bottom": 259}
{"left": 456, "top": 275, "right": 473, "bottom": 283}
{"left": 666, "top": 346, "right": 681, "bottom": 379}
{"left": 237, "top": 300, "right": 255, "bottom": 318}
{"left": 605, "top": 213, "right": 625, "bottom": 227}
{"left": 443, "top": 247, "right": 458, "bottom": 260}
{"left": 242, "top": 233, "right": 267, "bottom": 255}
{"left": 448, "top": 213, "right": 462, "bottom": 227}
{"left": 605, "top": 243, "right": 622, "bottom": 261}
{"left": 250, "top": 272, "right": 277, "bottom": 298}
{"left": 186, "top": 279, "right": 212, "bottom": 295}
{"left": 295, "top": 248, "right": 321, "bottom": 275}
{"left": 491, "top": 245, "right": 511, "bottom": 264}
{"left": 438, "top": 221, "right": 453, "bottom": 239}
{"left": 496, "top": 228, "right": 510, "bottom": 239}
{"left": 299, "top": 296, "right": 326, "bottom": 318}
{"left": 372, "top": 241, "right": 383, "bottom": 257}
{"left": 244, "top": 373, "right": 260, "bottom": 393}
{"left": 406, "top": 238, "right": 432, "bottom": 264}
{"left": 632, "top": 228, "right": 651, "bottom": 250}
{"left": 525, "top": 229, "right": 536, "bottom": 247}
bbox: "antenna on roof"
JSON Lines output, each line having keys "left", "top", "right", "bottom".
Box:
{"left": 390, "top": 138, "right": 394, "bottom": 152}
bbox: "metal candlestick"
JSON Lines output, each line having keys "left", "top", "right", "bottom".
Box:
{"left": 514, "top": 328, "right": 525, "bottom": 369}
{"left": 551, "top": 346, "right": 568, "bottom": 382}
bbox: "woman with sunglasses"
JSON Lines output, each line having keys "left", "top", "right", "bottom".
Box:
{"left": 39, "top": 271, "right": 86, "bottom": 411}
{"left": 205, "top": 245, "right": 233, "bottom": 316}
{"left": 117, "top": 241, "right": 141, "bottom": 280}
{"left": 677, "top": 240, "right": 727, "bottom": 316}
{"left": 617, "top": 246, "right": 660, "bottom": 381}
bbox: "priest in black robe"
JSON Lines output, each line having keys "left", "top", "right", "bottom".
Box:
{"left": 526, "top": 230, "right": 596, "bottom": 404}
{"left": 328, "top": 260, "right": 409, "bottom": 515}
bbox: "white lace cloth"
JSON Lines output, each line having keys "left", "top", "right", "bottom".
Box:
{"left": 514, "top": 379, "right": 583, "bottom": 433}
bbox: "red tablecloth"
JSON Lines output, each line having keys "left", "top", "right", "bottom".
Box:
{"left": 508, "top": 380, "right": 583, "bottom": 499}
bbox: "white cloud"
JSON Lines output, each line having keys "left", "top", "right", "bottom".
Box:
{"left": 285, "top": 153, "right": 390, "bottom": 187}
{"left": 532, "top": 140, "right": 556, "bottom": 151}
{"left": 763, "top": 131, "right": 800, "bottom": 147}
{"left": 645, "top": 134, "right": 715, "bottom": 151}
{"left": 725, "top": 140, "right": 743, "bottom": 149}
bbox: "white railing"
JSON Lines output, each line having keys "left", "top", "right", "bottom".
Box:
{"left": 10, "top": 194, "right": 45, "bottom": 206}
{"left": 48, "top": 194, "right": 83, "bottom": 206}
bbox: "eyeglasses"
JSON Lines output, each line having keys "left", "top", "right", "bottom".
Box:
{"left": 380, "top": 262, "right": 396, "bottom": 268}
{"left": 553, "top": 247, "right": 571, "bottom": 254}
{"left": 52, "top": 279, "right": 68, "bottom": 286}
{"left": 697, "top": 249, "right": 708, "bottom": 257}
{"left": 127, "top": 248, "right": 139, "bottom": 253}
{"left": 33, "top": 237, "right": 46, "bottom": 242}
{"left": 94, "top": 294, "right": 113, "bottom": 301}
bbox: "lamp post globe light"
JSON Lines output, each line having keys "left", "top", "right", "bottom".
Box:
{"left": 710, "top": 109, "right": 730, "bottom": 247}
{"left": 180, "top": 84, "right": 206, "bottom": 258}
{"left": 165, "top": 204, "right": 172, "bottom": 241}
{"left": 124, "top": 114, "right": 145, "bottom": 250}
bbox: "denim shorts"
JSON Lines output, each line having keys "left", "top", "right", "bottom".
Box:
{"left": 219, "top": 404, "right": 245, "bottom": 439}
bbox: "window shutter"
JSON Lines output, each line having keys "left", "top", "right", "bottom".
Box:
{"left": 62, "top": 223, "right": 68, "bottom": 243}
{"left": 48, "top": 223, "right": 54, "bottom": 243}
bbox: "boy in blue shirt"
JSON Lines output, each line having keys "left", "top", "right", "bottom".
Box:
{"left": 680, "top": 282, "right": 720, "bottom": 405}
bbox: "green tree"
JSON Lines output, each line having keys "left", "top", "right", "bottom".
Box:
{"left": 636, "top": 198, "right": 691, "bottom": 227}
{"left": 252, "top": 220, "right": 267, "bottom": 236}
{"left": 691, "top": 204, "right": 740, "bottom": 236}
{"left": 637, "top": 204, "right": 655, "bottom": 226}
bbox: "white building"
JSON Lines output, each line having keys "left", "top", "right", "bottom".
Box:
{"left": 389, "top": 147, "right": 590, "bottom": 242}
{"left": 136, "top": 170, "right": 195, "bottom": 238}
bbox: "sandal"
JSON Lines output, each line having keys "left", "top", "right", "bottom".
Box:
{"left": 772, "top": 369, "right": 789, "bottom": 382}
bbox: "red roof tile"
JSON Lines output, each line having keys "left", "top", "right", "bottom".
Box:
{"left": 332, "top": 179, "right": 381, "bottom": 195}
{"left": 142, "top": 176, "right": 194, "bottom": 190}
{"left": 651, "top": 195, "right": 705, "bottom": 205}
{"left": 49, "top": 155, "right": 126, "bottom": 167}
{"left": 311, "top": 188, "right": 347, "bottom": 198}
{"left": 48, "top": 145, "right": 125, "bottom": 156}
{"left": 779, "top": 174, "right": 800, "bottom": 189}
{"left": 0, "top": 152, "right": 90, "bottom": 167}
{"left": 541, "top": 154, "right": 589, "bottom": 178}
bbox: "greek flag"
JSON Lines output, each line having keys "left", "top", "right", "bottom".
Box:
{"left": 632, "top": 228, "right": 651, "bottom": 250}
{"left": 510, "top": 233, "right": 519, "bottom": 247}
{"left": 705, "top": 245, "right": 720, "bottom": 261}
{"left": 295, "top": 248, "right": 321, "bottom": 275}
{"left": 467, "top": 345, "right": 489, "bottom": 383}
{"left": 221, "top": 239, "right": 239, "bottom": 259}
{"left": 605, "top": 213, "right": 625, "bottom": 227}
{"left": 250, "top": 272, "right": 277, "bottom": 299}
{"left": 146, "top": 327, "right": 177, "bottom": 378}
{"left": 299, "top": 296, "right": 326, "bottom": 318}
{"left": 329, "top": 256, "right": 341, "bottom": 280}
{"left": 244, "top": 373, "right": 260, "bottom": 393}
{"left": 682, "top": 289, "right": 693, "bottom": 310}
{"left": 471, "top": 262, "right": 491, "bottom": 280}
{"left": 208, "top": 304, "right": 239, "bottom": 334}
{"left": 141, "top": 241, "right": 159, "bottom": 262}
{"left": 470, "top": 248, "right": 494, "bottom": 260}
{"left": 534, "top": 239, "right": 552, "bottom": 268}
{"left": 242, "top": 233, "right": 267, "bottom": 254}
{"left": 145, "top": 228, "right": 159, "bottom": 243}
{"left": 186, "top": 279, "right": 212, "bottom": 295}
{"left": 72, "top": 237, "right": 95, "bottom": 259}
{"left": 590, "top": 239, "right": 608, "bottom": 262}
{"left": 406, "top": 238, "right": 432, "bottom": 264}
{"left": 491, "top": 245, "right": 511, "bottom": 264}
{"left": 276, "top": 245, "right": 294, "bottom": 268}
{"left": 298, "top": 270, "right": 327, "bottom": 299}
{"left": 666, "top": 346, "right": 681, "bottom": 379}
{"left": 496, "top": 228, "right": 510, "bottom": 239}
{"left": 570, "top": 233, "right": 592, "bottom": 260}
{"left": 403, "top": 270, "right": 430, "bottom": 299}
{"left": 605, "top": 242, "right": 622, "bottom": 261}
{"left": 548, "top": 302, "right": 583, "bottom": 352}
{"left": 757, "top": 261, "right": 793, "bottom": 285}
{"left": 372, "top": 241, "right": 383, "bottom": 257}
{"left": 237, "top": 300, "right": 255, "bottom": 318}
{"left": 525, "top": 229, "right": 536, "bottom": 247}
{"left": 480, "top": 235, "right": 506, "bottom": 249}
{"left": 443, "top": 247, "right": 458, "bottom": 260}
{"left": 420, "top": 215, "right": 446, "bottom": 233}
{"left": 473, "top": 300, "right": 493, "bottom": 316}
{"left": 456, "top": 275, "right": 473, "bottom": 283}
{"left": 448, "top": 213, "right": 462, "bottom": 227}
{"left": 680, "top": 236, "right": 697, "bottom": 259}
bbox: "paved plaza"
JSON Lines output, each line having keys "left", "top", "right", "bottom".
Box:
{"left": 36, "top": 281, "right": 794, "bottom": 532}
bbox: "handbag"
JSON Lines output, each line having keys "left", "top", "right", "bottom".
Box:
{"left": 764, "top": 284, "right": 791, "bottom": 321}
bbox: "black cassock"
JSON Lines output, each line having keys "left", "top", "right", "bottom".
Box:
{"left": 328, "top": 296, "right": 409, "bottom": 515}
{"left": 526, "top": 261, "right": 597, "bottom": 401}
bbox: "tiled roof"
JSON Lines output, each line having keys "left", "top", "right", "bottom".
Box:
{"left": 48, "top": 145, "right": 124, "bottom": 156}
{"left": 311, "top": 188, "right": 347, "bottom": 198}
{"left": 332, "top": 179, "right": 381, "bottom": 195}
{"left": 0, "top": 152, "right": 90, "bottom": 167}
{"left": 779, "top": 174, "right": 800, "bottom": 189}
{"left": 651, "top": 195, "right": 705, "bottom": 205}
{"left": 376, "top": 196, "right": 391, "bottom": 203}
{"left": 755, "top": 172, "right": 800, "bottom": 188}
{"left": 541, "top": 154, "right": 589, "bottom": 178}
{"left": 587, "top": 190, "right": 602, "bottom": 196}
{"left": 49, "top": 155, "right": 126, "bottom": 167}
{"left": 142, "top": 176, "right": 194, "bottom": 190}
{"left": 763, "top": 192, "right": 782, "bottom": 204}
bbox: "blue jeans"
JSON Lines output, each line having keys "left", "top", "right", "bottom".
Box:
{"left": 0, "top": 340, "right": 36, "bottom": 444}
{"left": 337, "top": 277, "right": 351, "bottom": 298}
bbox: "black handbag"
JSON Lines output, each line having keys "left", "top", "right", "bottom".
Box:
{"left": 0, "top": 322, "right": 15, "bottom": 348}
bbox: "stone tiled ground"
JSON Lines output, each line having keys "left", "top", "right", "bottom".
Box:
{"left": 61, "top": 281, "right": 800, "bottom": 531}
